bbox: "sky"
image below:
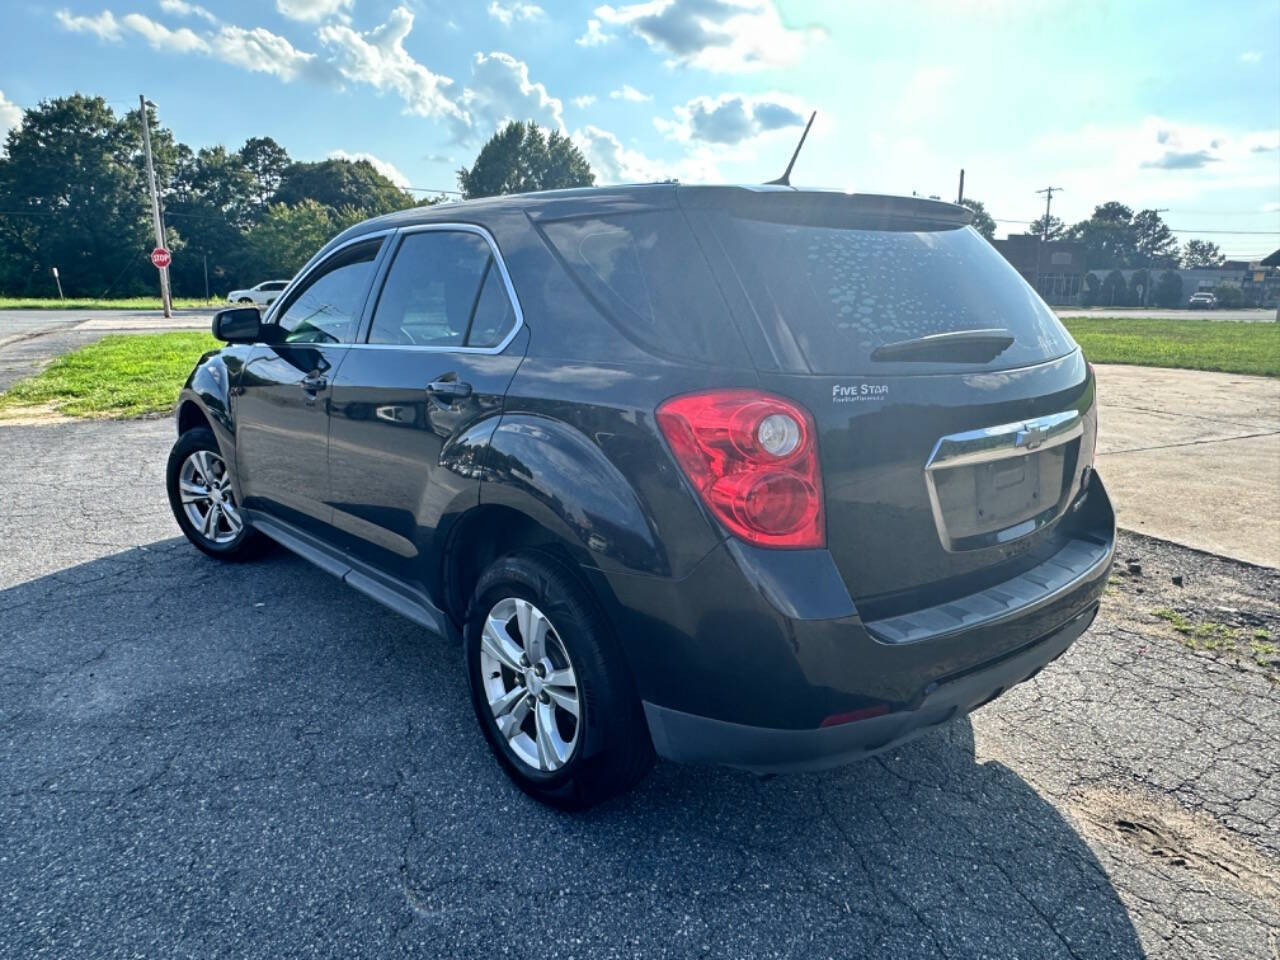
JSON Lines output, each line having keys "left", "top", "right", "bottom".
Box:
{"left": 2, "top": 0, "right": 1278, "bottom": 257}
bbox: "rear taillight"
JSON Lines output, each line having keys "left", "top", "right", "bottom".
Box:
{"left": 656, "top": 389, "right": 825, "bottom": 549}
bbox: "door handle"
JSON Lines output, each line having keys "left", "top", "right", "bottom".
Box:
{"left": 427, "top": 378, "right": 473, "bottom": 400}
{"left": 301, "top": 374, "right": 328, "bottom": 393}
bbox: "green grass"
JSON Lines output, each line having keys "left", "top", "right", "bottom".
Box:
{"left": 0, "top": 331, "right": 219, "bottom": 419}
{"left": 1062, "top": 317, "right": 1280, "bottom": 377}
{"left": 0, "top": 296, "right": 214, "bottom": 310}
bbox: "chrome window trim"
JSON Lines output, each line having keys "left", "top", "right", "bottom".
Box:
{"left": 350, "top": 222, "right": 526, "bottom": 356}
{"left": 261, "top": 228, "right": 396, "bottom": 330}
{"left": 923, "top": 409, "right": 1084, "bottom": 552}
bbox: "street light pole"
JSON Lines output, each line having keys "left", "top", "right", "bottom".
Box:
{"left": 138, "top": 94, "right": 172, "bottom": 319}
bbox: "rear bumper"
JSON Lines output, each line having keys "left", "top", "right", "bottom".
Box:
{"left": 643, "top": 603, "right": 1096, "bottom": 773}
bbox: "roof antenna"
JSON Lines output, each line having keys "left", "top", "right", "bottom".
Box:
{"left": 766, "top": 110, "right": 816, "bottom": 186}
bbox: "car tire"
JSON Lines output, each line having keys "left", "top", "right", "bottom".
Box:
{"left": 464, "top": 551, "right": 654, "bottom": 809}
{"left": 166, "top": 427, "right": 267, "bottom": 562}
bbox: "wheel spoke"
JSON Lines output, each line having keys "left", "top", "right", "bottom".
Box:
{"left": 201, "top": 504, "right": 220, "bottom": 538}
{"left": 481, "top": 616, "right": 523, "bottom": 673}
{"left": 489, "top": 684, "right": 527, "bottom": 719}
{"left": 543, "top": 669, "right": 579, "bottom": 719}
{"left": 497, "top": 695, "right": 532, "bottom": 741}
{"left": 179, "top": 480, "right": 210, "bottom": 504}
{"left": 222, "top": 505, "right": 243, "bottom": 534}
{"left": 190, "top": 451, "right": 212, "bottom": 486}
{"left": 517, "top": 599, "right": 549, "bottom": 662}
{"left": 535, "top": 701, "right": 565, "bottom": 770}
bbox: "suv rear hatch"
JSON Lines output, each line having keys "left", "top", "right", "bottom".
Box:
{"left": 680, "top": 187, "right": 1097, "bottom": 618}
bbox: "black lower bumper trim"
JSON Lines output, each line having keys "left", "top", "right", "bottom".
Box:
{"left": 642, "top": 604, "right": 1097, "bottom": 774}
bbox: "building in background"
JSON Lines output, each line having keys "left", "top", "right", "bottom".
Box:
{"left": 991, "top": 234, "right": 1086, "bottom": 305}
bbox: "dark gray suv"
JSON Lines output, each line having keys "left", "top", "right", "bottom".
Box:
{"left": 167, "top": 184, "right": 1115, "bottom": 808}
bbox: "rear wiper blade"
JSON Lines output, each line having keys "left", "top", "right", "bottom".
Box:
{"left": 870, "top": 328, "right": 1015, "bottom": 363}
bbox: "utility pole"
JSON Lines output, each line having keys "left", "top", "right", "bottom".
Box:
{"left": 1033, "top": 186, "right": 1063, "bottom": 299}
{"left": 956, "top": 168, "right": 965, "bottom": 205}
{"left": 1035, "top": 186, "right": 1062, "bottom": 241}
{"left": 139, "top": 94, "right": 172, "bottom": 319}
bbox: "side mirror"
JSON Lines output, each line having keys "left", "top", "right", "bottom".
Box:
{"left": 212, "top": 307, "right": 261, "bottom": 343}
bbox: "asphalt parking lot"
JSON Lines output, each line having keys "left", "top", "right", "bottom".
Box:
{"left": 2, "top": 419, "right": 1277, "bottom": 959}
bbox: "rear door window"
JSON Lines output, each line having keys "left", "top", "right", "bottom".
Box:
{"left": 703, "top": 215, "right": 1076, "bottom": 374}
{"left": 367, "top": 230, "right": 518, "bottom": 349}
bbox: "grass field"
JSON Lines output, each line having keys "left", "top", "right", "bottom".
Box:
{"left": 1, "top": 317, "right": 1276, "bottom": 422}
{"left": 1063, "top": 317, "right": 1280, "bottom": 377}
{"left": 0, "top": 331, "right": 218, "bottom": 420}
{"left": 0, "top": 296, "right": 214, "bottom": 310}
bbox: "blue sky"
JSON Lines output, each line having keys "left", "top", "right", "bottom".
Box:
{"left": 2, "top": 0, "right": 1278, "bottom": 255}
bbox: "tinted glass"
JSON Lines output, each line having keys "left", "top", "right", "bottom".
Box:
{"left": 368, "top": 231, "right": 513, "bottom": 348}
{"left": 467, "top": 263, "right": 517, "bottom": 347}
{"left": 541, "top": 210, "right": 743, "bottom": 365}
{"left": 275, "top": 241, "right": 380, "bottom": 344}
{"left": 709, "top": 217, "right": 1076, "bottom": 374}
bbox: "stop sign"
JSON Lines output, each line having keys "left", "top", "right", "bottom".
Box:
{"left": 150, "top": 247, "right": 172, "bottom": 269}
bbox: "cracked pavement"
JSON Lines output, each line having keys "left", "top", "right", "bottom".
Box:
{"left": 1, "top": 419, "right": 1277, "bottom": 959}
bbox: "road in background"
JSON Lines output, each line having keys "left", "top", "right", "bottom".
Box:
{"left": 1059, "top": 307, "right": 1276, "bottom": 322}
{"left": 0, "top": 309, "right": 214, "bottom": 393}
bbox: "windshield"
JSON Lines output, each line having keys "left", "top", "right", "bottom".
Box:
{"left": 707, "top": 216, "right": 1077, "bottom": 374}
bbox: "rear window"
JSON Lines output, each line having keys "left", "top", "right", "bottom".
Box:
{"left": 540, "top": 210, "right": 746, "bottom": 366}
{"left": 706, "top": 216, "right": 1076, "bottom": 374}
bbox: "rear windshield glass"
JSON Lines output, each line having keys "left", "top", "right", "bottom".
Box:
{"left": 707, "top": 216, "right": 1076, "bottom": 374}
{"left": 540, "top": 210, "right": 746, "bottom": 366}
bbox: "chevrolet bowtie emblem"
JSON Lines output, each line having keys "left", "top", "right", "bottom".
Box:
{"left": 1015, "top": 424, "right": 1048, "bottom": 450}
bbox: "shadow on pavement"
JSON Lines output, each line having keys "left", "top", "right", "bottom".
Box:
{"left": 0, "top": 538, "right": 1144, "bottom": 959}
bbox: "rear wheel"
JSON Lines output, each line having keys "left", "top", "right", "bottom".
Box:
{"left": 464, "top": 552, "right": 653, "bottom": 809}
{"left": 166, "top": 427, "right": 266, "bottom": 561}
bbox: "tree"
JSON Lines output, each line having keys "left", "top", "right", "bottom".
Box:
{"left": 458, "top": 121, "right": 595, "bottom": 199}
{"left": 1212, "top": 282, "right": 1244, "bottom": 307}
{"left": 1152, "top": 270, "right": 1183, "bottom": 308}
{"left": 245, "top": 200, "right": 343, "bottom": 280}
{"left": 1065, "top": 202, "right": 1138, "bottom": 270}
{"left": 1029, "top": 214, "right": 1066, "bottom": 241}
{"left": 1099, "top": 269, "right": 1129, "bottom": 306}
{"left": 0, "top": 94, "right": 152, "bottom": 296}
{"left": 239, "top": 136, "right": 290, "bottom": 210}
{"left": 958, "top": 198, "right": 995, "bottom": 241}
{"left": 274, "top": 158, "right": 413, "bottom": 217}
{"left": 1079, "top": 272, "right": 1101, "bottom": 307}
{"left": 1182, "top": 238, "right": 1225, "bottom": 269}
{"left": 1133, "top": 209, "right": 1178, "bottom": 267}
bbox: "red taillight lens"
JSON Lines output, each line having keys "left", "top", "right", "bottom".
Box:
{"left": 656, "top": 389, "right": 825, "bottom": 549}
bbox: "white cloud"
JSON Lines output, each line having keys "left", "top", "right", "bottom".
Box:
{"left": 609, "top": 84, "right": 651, "bottom": 102}
{"left": 0, "top": 90, "right": 22, "bottom": 141}
{"left": 319, "top": 6, "right": 463, "bottom": 121}
{"left": 487, "top": 1, "right": 545, "bottom": 25}
{"left": 122, "top": 13, "right": 209, "bottom": 53}
{"left": 276, "top": 0, "right": 352, "bottom": 22}
{"left": 54, "top": 8, "right": 123, "bottom": 41}
{"left": 572, "top": 123, "right": 720, "bottom": 184}
{"left": 656, "top": 92, "right": 805, "bottom": 144}
{"left": 576, "top": 17, "right": 612, "bottom": 45}
{"left": 593, "top": 0, "right": 825, "bottom": 72}
{"left": 1263, "top": 202, "right": 1280, "bottom": 213}
{"left": 327, "top": 149, "right": 411, "bottom": 188}
{"left": 572, "top": 94, "right": 597, "bottom": 108}
{"left": 159, "top": 0, "right": 217, "bottom": 23}
{"left": 211, "top": 24, "right": 330, "bottom": 82}
{"left": 1240, "top": 51, "right": 1262, "bottom": 63}
{"left": 460, "top": 51, "right": 565, "bottom": 138}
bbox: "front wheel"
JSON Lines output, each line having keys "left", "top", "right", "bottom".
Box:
{"left": 166, "top": 427, "right": 266, "bottom": 561}
{"left": 464, "top": 552, "right": 654, "bottom": 809}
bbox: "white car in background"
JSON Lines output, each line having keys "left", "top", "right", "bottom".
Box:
{"left": 226, "top": 280, "right": 290, "bottom": 308}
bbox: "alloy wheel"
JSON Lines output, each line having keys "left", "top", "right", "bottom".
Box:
{"left": 178, "top": 449, "right": 243, "bottom": 545}
{"left": 479, "top": 597, "right": 581, "bottom": 772}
